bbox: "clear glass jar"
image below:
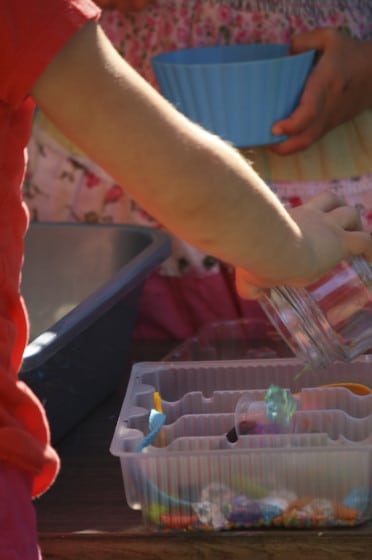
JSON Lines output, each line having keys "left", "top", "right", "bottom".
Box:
{"left": 259, "top": 257, "right": 372, "bottom": 369}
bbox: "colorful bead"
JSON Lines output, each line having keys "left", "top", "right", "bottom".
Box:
{"left": 228, "top": 495, "right": 262, "bottom": 526}
{"left": 200, "top": 483, "right": 233, "bottom": 505}
{"left": 159, "top": 513, "right": 198, "bottom": 530}
{"left": 264, "top": 385, "right": 298, "bottom": 425}
{"left": 192, "top": 500, "right": 228, "bottom": 529}
{"left": 343, "top": 488, "right": 370, "bottom": 515}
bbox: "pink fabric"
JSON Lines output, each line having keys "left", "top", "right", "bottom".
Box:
{"left": 0, "top": 463, "right": 41, "bottom": 560}
{"left": 134, "top": 266, "right": 266, "bottom": 340}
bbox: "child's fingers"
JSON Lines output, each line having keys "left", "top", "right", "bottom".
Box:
{"left": 272, "top": 61, "right": 326, "bottom": 134}
{"left": 271, "top": 52, "right": 330, "bottom": 154}
{"left": 235, "top": 269, "right": 267, "bottom": 300}
{"left": 269, "top": 123, "right": 321, "bottom": 155}
{"left": 304, "top": 192, "right": 362, "bottom": 231}
{"left": 303, "top": 190, "right": 348, "bottom": 212}
{"left": 270, "top": 95, "right": 325, "bottom": 155}
{"left": 327, "top": 205, "right": 363, "bottom": 231}
{"left": 290, "top": 28, "right": 331, "bottom": 55}
{"left": 272, "top": 92, "right": 321, "bottom": 137}
{"left": 296, "top": 192, "right": 363, "bottom": 231}
{"left": 342, "top": 231, "right": 372, "bottom": 262}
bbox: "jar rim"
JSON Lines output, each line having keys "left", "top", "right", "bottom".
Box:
{"left": 260, "top": 287, "right": 346, "bottom": 369}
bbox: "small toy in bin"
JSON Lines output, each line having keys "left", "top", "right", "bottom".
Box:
{"left": 229, "top": 385, "right": 299, "bottom": 442}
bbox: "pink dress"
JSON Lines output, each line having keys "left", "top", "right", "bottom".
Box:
{"left": 25, "top": 0, "right": 372, "bottom": 340}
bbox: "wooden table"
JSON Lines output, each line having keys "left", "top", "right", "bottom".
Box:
{"left": 37, "top": 342, "right": 372, "bottom": 560}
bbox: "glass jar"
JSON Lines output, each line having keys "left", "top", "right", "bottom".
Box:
{"left": 259, "top": 256, "right": 372, "bottom": 369}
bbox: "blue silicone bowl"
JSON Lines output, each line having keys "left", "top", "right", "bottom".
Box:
{"left": 151, "top": 44, "right": 315, "bottom": 148}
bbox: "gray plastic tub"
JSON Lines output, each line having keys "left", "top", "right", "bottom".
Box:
{"left": 20, "top": 222, "right": 171, "bottom": 443}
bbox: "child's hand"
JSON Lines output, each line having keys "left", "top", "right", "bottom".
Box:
{"left": 270, "top": 29, "right": 372, "bottom": 155}
{"left": 94, "top": 0, "right": 152, "bottom": 12}
{"left": 236, "top": 191, "right": 372, "bottom": 300}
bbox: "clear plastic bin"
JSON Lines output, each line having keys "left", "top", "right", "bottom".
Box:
{"left": 110, "top": 358, "right": 372, "bottom": 531}
{"left": 163, "top": 318, "right": 293, "bottom": 362}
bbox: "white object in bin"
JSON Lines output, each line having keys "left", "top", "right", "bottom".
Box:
{"left": 110, "top": 358, "right": 372, "bottom": 530}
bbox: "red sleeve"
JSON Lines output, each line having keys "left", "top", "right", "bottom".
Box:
{"left": 0, "top": 0, "right": 101, "bottom": 107}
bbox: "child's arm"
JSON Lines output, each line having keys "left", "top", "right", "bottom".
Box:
{"left": 30, "top": 21, "right": 372, "bottom": 297}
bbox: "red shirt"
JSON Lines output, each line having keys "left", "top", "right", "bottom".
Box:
{"left": 0, "top": 0, "right": 100, "bottom": 498}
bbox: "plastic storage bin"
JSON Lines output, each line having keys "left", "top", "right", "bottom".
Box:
{"left": 110, "top": 358, "right": 372, "bottom": 531}
{"left": 20, "top": 222, "right": 171, "bottom": 443}
{"left": 163, "top": 318, "right": 293, "bottom": 361}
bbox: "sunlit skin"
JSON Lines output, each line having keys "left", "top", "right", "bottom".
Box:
{"left": 31, "top": 22, "right": 372, "bottom": 300}
{"left": 271, "top": 28, "right": 372, "bottom": 155}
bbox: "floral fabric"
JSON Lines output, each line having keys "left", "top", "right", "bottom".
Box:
{"left": 100, "top": 1, "right": 372, "bottom": 86}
